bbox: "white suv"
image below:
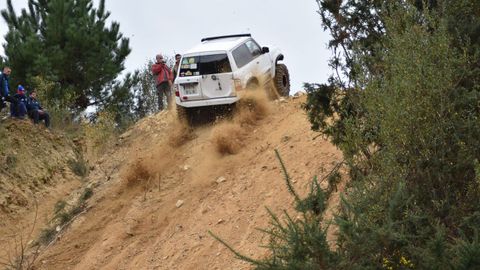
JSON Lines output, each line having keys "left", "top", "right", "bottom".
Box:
{"left": 174, "top": 34, "right": 290, "bottom": 118}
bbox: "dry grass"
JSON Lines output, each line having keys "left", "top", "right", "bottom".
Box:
{"left": 0, "top": 200, "right": 41, "bottom": 270}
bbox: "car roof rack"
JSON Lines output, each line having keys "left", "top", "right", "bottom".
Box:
{"left": 201, "top": 34, "right": 251, "bottom": 42}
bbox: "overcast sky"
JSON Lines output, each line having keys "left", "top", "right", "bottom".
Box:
{"left": 0, "top": 0, "right": 332, "bottom": 92}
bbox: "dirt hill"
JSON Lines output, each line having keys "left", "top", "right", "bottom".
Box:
{"left": 1, "top": 93, "right": 342, "bottom": 270}
{"left": 0, "top": 119, "right": 86, "bottom": 267}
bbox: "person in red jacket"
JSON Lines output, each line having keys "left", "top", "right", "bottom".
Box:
{"left": 151, "top": 54, "right": 173, "bottom": 111}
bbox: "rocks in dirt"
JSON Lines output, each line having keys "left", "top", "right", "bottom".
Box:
{"left": 176, "top": 200, "right": 185, "bottom": 208}
{"left": 125, "top": 218, "right": 138, "bottom": 236}
{"left": 182, "top": 165, "right": 190, "bottom": 171}
{"left": 86, "top": 181, "right": 98, "bottom": 190}
{"left": 293, "top": 91, "right": 306, "bottom": 99}
{"left": 217, "top": 219, "right": 225, "bottom": 224}
{"left": 200, "top": 205, "right": 209, "bottom": 214}
{"left": 281, "top": 135, "right": 291, "bottom": 143}
{"left": 216, "top": 176, "right": 226, "bottom": 184}
{"left": 119, "top": 130, "right": 132, "bottom": 140}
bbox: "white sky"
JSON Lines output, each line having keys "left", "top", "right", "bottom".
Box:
{"left": 0, "top": 0, "right": 331, "bottom": 91}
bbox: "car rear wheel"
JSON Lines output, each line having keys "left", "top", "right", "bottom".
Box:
{"left": 274, "top": 64, "right": 290, "bottom": 97}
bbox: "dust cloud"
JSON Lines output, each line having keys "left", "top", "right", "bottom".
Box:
{"left": 211, "top": 88, "right": 271, "bottom": 155}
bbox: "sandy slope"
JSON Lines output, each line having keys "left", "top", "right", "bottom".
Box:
{"left": 0, "top": 120, "right": 84, "bottom": 266}
{"left": 29, "top": 94, "right": 342, "bottom": 270}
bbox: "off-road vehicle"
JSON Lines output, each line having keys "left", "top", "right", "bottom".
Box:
{"left": 174, "top": 34, "right": 290, "bottom": 120}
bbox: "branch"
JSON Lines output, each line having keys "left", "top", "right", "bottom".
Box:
{"left": 274, "top": 149, "right": 301, "bottom": 203}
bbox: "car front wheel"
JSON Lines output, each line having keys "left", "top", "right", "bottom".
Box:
{"left": 274, "top": 64, "right": 290, "bottom": 97}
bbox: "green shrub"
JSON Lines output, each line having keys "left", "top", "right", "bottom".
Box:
{"left": 5, "top": 154, "right": 17, "bottom": 169}
{"left": 79, "top": 187, "right": 93, "bottom": 202}
{"left": 68, "top": 155, "right": 88, "bottom": 178}
{"left": 53, "top": 200, "right": 67, "bottom": 214}
{"left": 38, "top": 227, "right": 56, "bottom": 245}
{"left": 314, "top": 3, "right": 479, "bottom": 268}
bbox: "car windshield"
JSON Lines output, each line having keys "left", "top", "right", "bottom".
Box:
{"left": 179, "top": 54, "right": 232, "bottom": 77}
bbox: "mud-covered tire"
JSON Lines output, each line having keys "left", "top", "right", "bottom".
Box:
{"left": 274, "top": 64, "right": 290, "bottom": 97}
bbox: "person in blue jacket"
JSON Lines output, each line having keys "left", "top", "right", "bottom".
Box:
{"left": 0, "top": 66, "right": 18, "bottom": 114}
{"left": 10, "top": 85, "right": 27, "bottom": 118}
{"left": 26, "top": 89, "right": 50, "bottom": 128}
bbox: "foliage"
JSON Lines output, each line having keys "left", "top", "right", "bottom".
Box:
{"left": 330, "top": 6, "right": 480, "bottom": 267}
{"left": 30, "top": 76, "right": 78, "bottom": 130}
{"left": 103, "top": 60, "right": 159, "bottom": 129}
{"left": 310, "top": 0, "right": 480, "bottom": 160}
{"left": 68, "top": 154, "right": 88, "bottom": 178}
{"left": 102, "top": 56, "right": 176, "bottom": 128}
{"left": 39, "top": 187, "right": 94, "bottom": 246}
{"left": 5, "top": 154, "right": 17, "bottom": 169}
{"left": 38, "top": 227, "right": 56, "bottom": 246}
{"left": 83, "top": 110, "right": 118, "bottom": 157}
{"left": 134, "top": 60, "right": 160, "bottom": 118}
{"left": 1, "top": 0, "right": 130, "bottom": 111}
{"left": 314, "top": 0, "right": 440, "bottom": 88}
{"left": 79, "top": 187, "right": 93, "bottom": 202}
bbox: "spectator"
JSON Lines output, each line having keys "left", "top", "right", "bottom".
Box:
{"left": 27, "top": 89, "right": 50, "bottom": 128}
{"left": 151, "top": 54, "right": 173, "bottom": 111}
{"left": 173, "top": 54, "right": 181, "bottom": 82}
{"left": 0, "top": 66, "right": 18, "bottom": 116}
{"left": 11, "top": 85, "right": 27, "bottom": 118}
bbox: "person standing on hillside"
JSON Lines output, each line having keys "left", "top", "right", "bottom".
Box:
{"left": 27, "top": 89, "right": 50, "bottom": 128}
{"left": 0, "top": 66, "right": 18, "bottom": 116}
{"left": 173, "top": 54, "right": 181, "bottom": 83}
{"left": 151, "top": 54, "right": 173, "bottom": 111}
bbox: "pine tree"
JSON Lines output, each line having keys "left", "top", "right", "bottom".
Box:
{"left": 1, "top": 0, "right": 130, "bottom": 111}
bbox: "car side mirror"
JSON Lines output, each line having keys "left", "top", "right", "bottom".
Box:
{"left": 262, "top": 47, "right": 270, "bottom": 54}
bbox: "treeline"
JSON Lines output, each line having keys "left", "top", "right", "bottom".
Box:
{"left": 0, "top": 0, "right": 160, "bottom": 129}
{"left": 220, "top": 1, "right": 480, "bottom": 269}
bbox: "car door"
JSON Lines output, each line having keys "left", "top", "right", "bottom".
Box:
{"left": 245, "top": 39, "right": 273, "bottom": 82}
{"left": 231, "top": 43, "right": 255, "bottom": 88}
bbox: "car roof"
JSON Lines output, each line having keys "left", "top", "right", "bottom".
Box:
{"left": 184, "top": 36, "right": 251, "bottom": 55}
